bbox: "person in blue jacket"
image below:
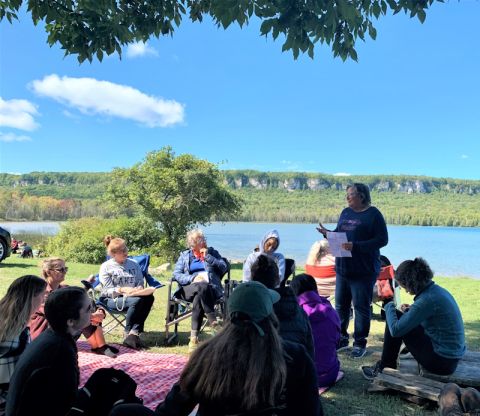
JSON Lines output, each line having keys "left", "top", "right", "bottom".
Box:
{"left": 172, "top": 229, "right": 228, "bottom": 352}
{"left": 362, "top": 257, "right": 465, "bottom": 380}
{"left": 317, "top": 183, "right": 388, "bottom": 358}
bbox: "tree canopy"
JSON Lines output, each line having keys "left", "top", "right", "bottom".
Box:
{"left": 106, "top": 147, "right": 242, "bottom": 260}
{"left": 0, "top": 0, "right": 441, "bottom": 63}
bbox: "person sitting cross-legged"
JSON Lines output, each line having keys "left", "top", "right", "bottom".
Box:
{"left": 362, "top": 257, "right": 465, "bottom": 381}
{"left": 172, "top": 229, "right": 228, "bottom": 352}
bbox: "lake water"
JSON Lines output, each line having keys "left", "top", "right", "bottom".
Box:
{"left": 2, "top": 221, "right": 480, "bottom": 278}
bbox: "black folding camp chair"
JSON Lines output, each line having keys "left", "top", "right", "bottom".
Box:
{"left": 164, "top": 258, "right": 230, "bottom": 344}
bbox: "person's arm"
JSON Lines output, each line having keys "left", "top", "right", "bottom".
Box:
{"left": 172, "top": 252, "right": 194, "bottom": 286}
{"left": 242, "top": 254, "right": 255, "bottom": 282}
{"left": 204, "top": 248, "right": 228, "bottom": 276}
{"left": 155, "top": 383, "right": 197, "bottom": 416}
{"left": 352, "top": 209, "right": 388, "bottom": 253}
{"left": 99, "top": 262, "right": 118, "bottom": 297}
{"left": 276, "top": 253, "right": 286, "bottom": 281}
{"left": 384, "top": 296, "right": 431, "bottom": 337}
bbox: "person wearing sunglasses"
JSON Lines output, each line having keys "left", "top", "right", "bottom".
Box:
{"left": 29, "top": 258, "right": 118, "bottom": 358}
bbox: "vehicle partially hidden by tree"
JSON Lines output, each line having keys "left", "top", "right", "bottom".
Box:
{"left": 0, "top": 0, "right": 440, "bottom": 63}
{"left": 106, "top": 147, "right": 242, "bottom": 260}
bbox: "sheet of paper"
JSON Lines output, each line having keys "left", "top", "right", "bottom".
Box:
{"left": 326, "top": 231, "right": 352, "bottom": 257}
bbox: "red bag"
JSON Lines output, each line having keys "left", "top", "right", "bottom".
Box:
{"left": 376, "top": 265, "right": 394, "bottom": 300}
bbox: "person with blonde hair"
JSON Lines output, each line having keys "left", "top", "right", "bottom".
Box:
{"left": 0, "top": 275, "right": 46, "bottom": 411}
{"left": 172, "top": 229, "right": 228, "bottom": 352}
{"left": 30, "top": 257, "right": 118, "bottom": 357}
{"left": 305, "top": 239, "right": 336, "bottom": 298}
{"left": 99, "top": 236, "right": 154, "bottom": 350}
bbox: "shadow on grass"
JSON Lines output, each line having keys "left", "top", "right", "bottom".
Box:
{"left": 0, "top": 261, "right": 32, "bottom": 269}
{"left": 142, "top": 330, "right": 191, "bottom": 348}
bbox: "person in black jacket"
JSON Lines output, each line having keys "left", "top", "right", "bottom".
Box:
{"left": 110, "top": 281, "right": 322, "bottom": 416}
{"left": 6, "top": 286, "right": 92, "bottom": 416}
{"left": 251, "top": 254, "right": 315, "bottom": 359}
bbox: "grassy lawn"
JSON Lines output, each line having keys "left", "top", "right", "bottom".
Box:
{"left": 1, "top": 256, "right": 479, "bottom": 415}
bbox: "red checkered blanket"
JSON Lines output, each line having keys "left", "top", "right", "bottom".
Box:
{"left": 77, "top": 341, "right": 188, "bottom": 410}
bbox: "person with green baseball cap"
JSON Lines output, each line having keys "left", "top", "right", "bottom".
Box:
{"left": 109, "top": 280, "right": 323, "bottom": 416}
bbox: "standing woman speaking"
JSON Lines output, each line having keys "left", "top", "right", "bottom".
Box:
{"left": 317, "top": 183, "right": 388, "bottom": 358}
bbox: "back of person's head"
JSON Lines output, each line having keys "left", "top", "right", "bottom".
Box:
{"left": 306, "top": 239, "right": 330, "bottom": 265}
{"left": 349, "top": 183, "right": 371, "bottom": 205}
{"left": 104, "top": 235, "right": 127, "bottom": 256}
{"left": 395, "top": 257, "right": 433, "bottom": 295}
{"left": 0, "top": 275, "right": 47, "bottom": 342}
{"left": 45, "top": 286, "right": 86, "bottom": 334}
{"left": 251, "top": 254, "right": 280, "bottom": 289}
{"left": 180, "top": 281, "right": 286, "bottom": 411}
{"left": 41, "top": 257, "right": 65, "bottom": 279}
{"left": 289, "top": 273, "right": 318, "bottom": 297}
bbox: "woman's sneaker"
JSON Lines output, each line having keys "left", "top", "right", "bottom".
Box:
{"left": 351, "top": 346, "right": 367, "bottom": 359}
{"left": 361, "top": 361, "right": 384, "bottom": 381}
{"left": 188, "top": 337, "right": 199, "bottom": 353}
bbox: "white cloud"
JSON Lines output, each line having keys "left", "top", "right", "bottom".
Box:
{"left": 126, "top": 42, "right": 159, "bottom": 58}
{"left": 31, "top": 74, "right": 184, "bottom": 127}
{"left": 0, "top": 132, "right": 32, "bottom": 142}
{"left": 461, "top": 154, "right": 468, "bottom": 159}
{"left": 0, "top": 97, "right": 39, "bottom": 131}
{"left": 333, "top": 172, "right": 352, "bottom": 176}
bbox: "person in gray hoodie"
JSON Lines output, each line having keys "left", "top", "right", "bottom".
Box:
{"left": 243, "top": 229, "right": 286, "bottom": 284}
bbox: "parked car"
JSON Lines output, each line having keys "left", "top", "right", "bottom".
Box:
{"left": 0, "top": 226, "right": 12, "bottom": 262}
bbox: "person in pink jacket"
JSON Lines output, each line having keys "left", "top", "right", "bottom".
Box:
{"left": 290, "top": 273, "right": 344, "bottom": 393}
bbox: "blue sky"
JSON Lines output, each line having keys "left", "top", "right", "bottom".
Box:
{"left": 0, "top": 2, "right": 479, "bottom": 179}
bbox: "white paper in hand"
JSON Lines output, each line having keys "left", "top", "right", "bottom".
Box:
{"left": 326, "top": 232, "right": 352, "bottom": 257}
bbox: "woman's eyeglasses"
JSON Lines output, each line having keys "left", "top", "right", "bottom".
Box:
{"left": 52, "top": 267, "right": 68, "bottom": 273}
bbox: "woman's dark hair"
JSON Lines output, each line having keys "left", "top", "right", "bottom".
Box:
{"left": 395, "top": 257, "right": 433, "bottom": 295}
{"left": 349, "top": 183, "right": 371, "bottom": 205}
{"left": 45, "top": 286, "right": 86, "bottom": 333}
{"left": 251, "top": 254, "right": 279, "bottom": 289}
{"left": 289, "top": 273, "right": 318, "bottom": 297}
{"left": 179, "top": 313, "right": 287, "bottom": 411}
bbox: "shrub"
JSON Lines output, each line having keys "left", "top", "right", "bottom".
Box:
{"left": 45, "top": 216, "right": 163, "bottom": 263}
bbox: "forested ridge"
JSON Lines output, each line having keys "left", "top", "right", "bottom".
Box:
{"left": 1, "top": 171, "right": 480, "bottom": 226}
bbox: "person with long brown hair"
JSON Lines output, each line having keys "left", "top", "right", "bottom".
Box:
{"left": 0, "top": 275, "right": 46, "bottom": 411}
{"left": 110, "top": 281, "right": 322, "bottom": 416}
{"left": 30, "top": 257, "right": 118, "bottom": 358}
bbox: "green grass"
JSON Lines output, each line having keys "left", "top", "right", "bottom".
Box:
{"left": 1, "top": 257, "right": 479, "bottom": 415}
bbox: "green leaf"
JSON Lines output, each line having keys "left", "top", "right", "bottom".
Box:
{"left": 417, "top": 9, "right": 426, "bottom": 23}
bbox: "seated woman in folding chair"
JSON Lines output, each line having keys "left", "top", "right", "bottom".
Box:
{"left": 29, "top": 257, "right": 118, "bottom": 358}
{"left": 99, "top": 236, "right": 155, "bottom": 350}
{"left": 172, "top": 229, "right": 228, "bottom": 352}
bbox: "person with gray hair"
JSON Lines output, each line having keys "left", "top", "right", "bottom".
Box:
{"left": 172, "top": 229, "right": 228, "bottom": 352}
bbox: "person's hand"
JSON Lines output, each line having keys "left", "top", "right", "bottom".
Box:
{"left": 199, "top": 247, "right": 208, "bottom": 256}
{"left": 342, "top": 242, "right": 353, "bottom": 251}
{"left": 316, "top": 222, "right": 329, "bottom": 237}
{"left": 400, "top": 304, "right": 411, "bottom": 313}
{"left": 90, "top": 310, "right": 105, "bottom": 325}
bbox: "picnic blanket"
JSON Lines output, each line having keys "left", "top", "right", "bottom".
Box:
{"left": 77, "top": 341, "right": 188, "bottom": 410}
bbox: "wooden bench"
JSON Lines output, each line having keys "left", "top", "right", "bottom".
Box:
{"left": 368, "top": 351, "right": 480, "bottom": 403}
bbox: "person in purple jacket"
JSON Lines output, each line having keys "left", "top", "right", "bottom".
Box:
{"left": 290, "top": 273, "right": 344, "bottom": 393}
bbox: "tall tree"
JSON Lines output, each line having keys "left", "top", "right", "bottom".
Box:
{"left": 107, "top": 147, "right": 242, "bottom": 260}
{"left": 1, "top": 0, "right": 440, "bottom": 63}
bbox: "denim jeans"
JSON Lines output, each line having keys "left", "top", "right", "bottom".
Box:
{"left": 103, "top": 295, "right": 154, "bottom": 334}
{"left": 381, "top": 309, "right": 459, "bottom": 374}
{"left": 335, "top": 273, "right": 376, "bottom": 348}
